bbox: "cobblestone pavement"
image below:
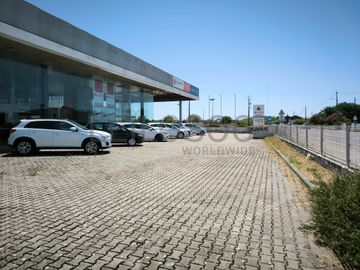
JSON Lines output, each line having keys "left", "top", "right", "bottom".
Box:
{"left": 0, "top": 134, "right": 341, "bottom": 270}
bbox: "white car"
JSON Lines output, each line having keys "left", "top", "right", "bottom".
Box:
{"left": 148, "top": 123, "right": 186, "bottom": 139}
{"left": 8, "top": 119, "right": 112, "bottom": 155}
{"left": 120, "top": 122, "right": 169, "bottom": 142}
{"left": 172, "top": 123, "right": 192, "bottom": 136}
{"left": 183, "top": 123, "right": 206, "bottom": 135}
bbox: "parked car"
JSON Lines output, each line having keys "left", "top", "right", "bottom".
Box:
{"left": 87, "top": 122, "right": 143, "bottom": 146}
{"left": 148, "top": 123, "right": 185, "bottom": 139}
{"left": 8, "top": 119, "right": 112, "bottom": 155}
{"left": 183, "top": 123, "right": 206, "bottom": 135}
{"left": 120, "top": 122, "right": 169, "bottom": 142}
{"left": 172, "top": 123, "right": 192, "bottom": 136}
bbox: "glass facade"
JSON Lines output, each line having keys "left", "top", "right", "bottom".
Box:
{"left": 0, "top": 50, "right": 154, "bottom": 140}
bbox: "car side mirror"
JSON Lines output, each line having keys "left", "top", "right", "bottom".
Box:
{"left": 70, "top": 127, "right": 78, "bottom": 132}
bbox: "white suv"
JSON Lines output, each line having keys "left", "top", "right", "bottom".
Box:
{"left": 8, "top": 119, "right": 112, "bottom": 155}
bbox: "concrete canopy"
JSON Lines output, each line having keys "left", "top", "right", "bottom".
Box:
{"left": 0, "top": 0, "right": 199, "bottom": 102}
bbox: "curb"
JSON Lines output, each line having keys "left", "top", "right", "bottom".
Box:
{"left": 270, "top": 144, "right": 315, "bottom": 190}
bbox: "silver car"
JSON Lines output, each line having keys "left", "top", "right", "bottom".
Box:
{"left": 183, "top": 123, "right": 206, "bottom": 135}
{"left": 120, "top": 122, "right": 169, "bottom": 142}
{"left": 148, "top": 123, "right": 186, "bottom": 139}
{"left": 172, "top": 123, "right": 192, "bottom": 136}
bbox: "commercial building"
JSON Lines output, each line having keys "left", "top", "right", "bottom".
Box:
{"left": 0, "top": 0, "right": 199, "bottom": 139}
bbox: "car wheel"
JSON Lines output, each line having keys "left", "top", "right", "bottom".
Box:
{"left": 199, "top": 131, "right": 205, "bottom": 135}
{"left": 127, "top": 137, "right": 136, "bottom": 146}
{"left": 83, "top": 139, "right": 100, "bottom": 155}
{"left": 155, "top": 134, "right": 163, "bottom": 142}
{"left": 15, "top": 139, "right": 35, "bottom": 156}
{"left": 177, "top": 132, "right": 184, "bottom": 139}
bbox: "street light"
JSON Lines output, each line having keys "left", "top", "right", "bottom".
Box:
{"left": 353, "top": 115, "right": 358, "bottom": 129}
{"left": 209, "top": 98, "right": 215, "bottom": 121}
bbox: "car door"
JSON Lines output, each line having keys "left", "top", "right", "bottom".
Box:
{"left": 133, "top": 124, "right": 147, "bottom": 140}
{"left": 26, "top": 121, "right": 55, "bottom": 147}
{"left": 104, "top": 123, "right": 127, "bottom": 143}
{"left": 52, "top": 121, "right": 81, "bottom": 147}
{"left": 165, "top": 124, "right": 178, "bottom": 137}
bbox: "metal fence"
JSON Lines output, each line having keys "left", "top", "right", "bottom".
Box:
{"left": 269, "top": 124, "right": 360, "bottom": 170}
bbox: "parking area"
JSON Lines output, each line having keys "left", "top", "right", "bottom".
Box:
{"left": 0, "top": 134, "right": 340, "bottom": 270}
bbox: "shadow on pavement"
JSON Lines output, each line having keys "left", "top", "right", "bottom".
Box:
{"left": 0, "top": 144, "right": 11, "bottom": 155}
{"left": 2, "top": 149, "right": 110, "bottom": 157}
{"left": 110, "top": 144, "right": 143, "bottom": 148}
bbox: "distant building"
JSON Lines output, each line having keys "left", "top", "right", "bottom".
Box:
{"left": 0, "top": 0, "right": 199, "bottom": 129}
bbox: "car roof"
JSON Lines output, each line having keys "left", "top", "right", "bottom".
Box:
{"left": 90, "top": 121, "right": 121, "bottom": 124}
{"left": 19, "top": 119, "right": 74, "bottom": 124}
{"left": 119, "top": 122, "right": 149, "bottom": 125}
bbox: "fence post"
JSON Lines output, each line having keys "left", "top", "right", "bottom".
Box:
{"left": 320, "top": 125, "right": 324, "bottom": 156}
{"left": 346, "top": 125, "right": 350, "bottom": 167}
{"left": 296, "top": 125, "right": 299, "bottom": 145}
{"left": 305, "top": 126, "right": 309, "bottom": 149}
{"left": 289, "top": 125, "right": 292, "bottom": 142}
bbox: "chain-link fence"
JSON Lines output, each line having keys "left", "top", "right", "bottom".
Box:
{"left": 269, "top": 124, "right": 360, "bottom": 170}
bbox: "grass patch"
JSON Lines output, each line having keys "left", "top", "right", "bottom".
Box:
{"left": 309, "top": 172, "right": 360, "bottom": 268}
{"left": 288, "top": 156, "right": 301, "bottom": 166}
{"left": 307, "top": 167, "right": 322, "bottom": 181}
{"left": 264, "top": 136, "right": 334, "bottom": 183}
{"left": 28, "top": 166, "right": 43, "bottom": 176}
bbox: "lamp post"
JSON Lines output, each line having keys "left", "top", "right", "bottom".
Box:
{"left": 209, "top": 98, "right": 215, "bottom": 121}
{"left": 353, "top": 115, "right": 358, "bottom": 129}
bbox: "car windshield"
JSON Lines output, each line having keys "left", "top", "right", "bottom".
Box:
{"left": 68, "top": 120, "right": 88, "bottom": 130}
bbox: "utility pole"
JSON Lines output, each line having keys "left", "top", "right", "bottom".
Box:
{"left": 208, "top": 95, "right": 210, "bottom": 120}
{"left": 355, "top": 97, "right": 357, "bottom": 105}
{"left": 247, "top": 96, "right": 251, "bottom": 126}
{"left": 305, "top": 106, "right": 307, "bottom": 121}
{"left": 234, "top": 94, "right": 237, "bottom": 121}
{"left": 266, "top": 83, "right": 269, "bottom": 116}
{"left": 209, "top": 98, "right": 215, "bottom": 121}
{"left": 220, "top": 94, "right": 222, "bottom": 116}
{"left": 336, "top": 91, "right": 338, "bottom": 105}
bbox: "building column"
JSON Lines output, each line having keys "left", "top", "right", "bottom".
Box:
{"left": 140, "top": 90, "right": 145, "bottom": 123}
{"left": 179, "top": 100, "right": 182, "bottom": 123}
{"left": 40, "top": 65, "right": 48, "bottom": 118}
{"left": 9, "top": 59, "right": 16, "bottom": 123}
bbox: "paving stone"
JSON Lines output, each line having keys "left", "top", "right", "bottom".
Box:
{"left": 0, "top": 135, "right": 342, "bottom": 270}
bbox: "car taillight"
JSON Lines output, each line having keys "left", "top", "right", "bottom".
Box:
{"left": 10, "top": 128, "right": 16, "bottom": 134}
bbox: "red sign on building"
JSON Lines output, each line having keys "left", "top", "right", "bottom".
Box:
{"left": 95, "top": 79, "right": 103, "bottom": 93}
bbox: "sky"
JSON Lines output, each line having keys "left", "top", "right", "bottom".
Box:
{"left": 26, "top": 0, "right": 360, "bottom": 120}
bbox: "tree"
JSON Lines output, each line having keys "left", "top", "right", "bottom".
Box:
{"left": 309, "top": 113, "right": 326, "bottom": 125}
{"left": 309, "top": 102, "right": 360, "bottom": 125}
{"left": 309, "top": 112, "right": 351, "bottom": 125}
{"left": 321, "top": 102, "right": 359, "bottom": 120}
{"left": 163, "top": 115, "right": 177, "bottom": 123}
{"left": 334, "top": 102, "right": 360, "bottom": 120}
{"left": 237, "top": 119, "right": 251, "bottom": 127}
{"left": 187, "top": 114, "right": 201, "bottom": 123}
{"left": 325, "top": 112, "right": 351, "bottom": 125}
{"left": 221, "top": 116, "right": 232, "bottom": 125}
{"left": 292, "top": 118, "right": 306, "bottom": 125}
